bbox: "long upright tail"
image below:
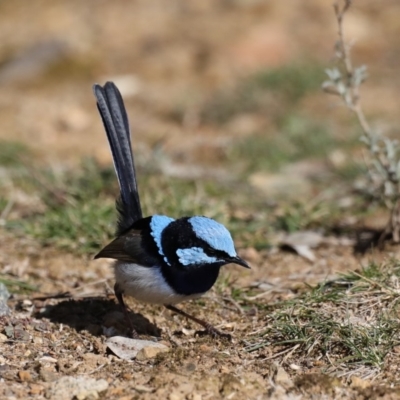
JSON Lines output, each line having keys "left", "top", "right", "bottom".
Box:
{"left": 93, "top": 82, "right": 142, "bottom": 234}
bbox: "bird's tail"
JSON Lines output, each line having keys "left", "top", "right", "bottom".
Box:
{"left": 93, "top": 82, "right": 142, "bottom": 234}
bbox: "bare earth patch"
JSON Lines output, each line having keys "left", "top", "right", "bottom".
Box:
{"left": 2, "top": 229, "right": 400, "bottom": 399}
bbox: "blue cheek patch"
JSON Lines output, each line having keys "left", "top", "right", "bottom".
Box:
{"left": 177, "top": 247, "right": 219, "bottom": 266}
{"left": 150, "top": 215, "right": 175, "bottom": 264}
{"left": 188, "top": 216, "right": 236, "bottom": 257}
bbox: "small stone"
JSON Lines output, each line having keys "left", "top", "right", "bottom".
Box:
{"left": 134, "top": 385, "right": 154, "bottom": 393}
{"left": 0, "top": 283, "right": 10, "bottom": 316}
{"left": 82, "top": 353, "right": 109, "bottom": 365}
{"left": 47, "top": 376, "right": 108, "bottom": 400}
{"left": 4, "top": 325, "right": 14, "bottom": 338}
{"left": 136, "top": 345, "right": 169, "bottom": 361}
{"left": 40, "top": 368, "right": 58, "bottom": 382}
{"left": 275, "top": 366, "right": 293, "bottom": 388}
{"left": 19, "top": 370, "right": 32, "bottom": 382}
{"left": 106, "top": 336, "right": 169, "bottom": 360}
{"left": 0, "top": 333, "right": 8, "bottom": 342}
{"left": 350, "top": 376, "right": 370, "bottom": 389}
{"left": 33, "top": 336, "right": 43, "bottom": 345}
{"left": 185, "top": 362, "right": 196, "bottom": 372}
{"left": 0, "top": 282, "right": 10, "bottom": 301}
{"left": 181, "top": 327, "right": 194, "bottom": 336}
{"left": 0, "top": 301, "right": 10, "bottom": 316}
{"left": 169, "top": 392, "right": 184, "bottom": 400}
{"left": 39, "top": 356, "right": 57, "bottom": 363}
{"left": 14, "top": 326, "right": 30, "bottom": 341}
{"left": 198, "top": 344, "right": 212, "bottom": 353}
{"left": 30, "top": 384, "right": 44, "bottom": 395}
{"left": 33, "top": 321, "right": 49, "bottom": 332}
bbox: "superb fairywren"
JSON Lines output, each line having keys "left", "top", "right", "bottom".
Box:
{"left": 93, "top": 82, "right": 249, "bottom": 338}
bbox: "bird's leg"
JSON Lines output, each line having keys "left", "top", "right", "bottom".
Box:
{"left": 165, "top": 304, "right": 231, "bottom": 340}
{"left": 114, "top": 283, "right": 139, "bottom": 339}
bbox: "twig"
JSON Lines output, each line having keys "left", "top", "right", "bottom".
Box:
{"left": 324, "top": 0, "right": 400, "bottom": 248}
{"left": 333, "top": 1, "right": 372, "bottom": 136}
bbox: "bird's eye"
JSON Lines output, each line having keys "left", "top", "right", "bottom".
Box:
{"left": 206, "top": 247, "right": 227, "bottom": 259}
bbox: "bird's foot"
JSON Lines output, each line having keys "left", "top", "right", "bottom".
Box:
{"left": 165, "top": 304, "right": 232, "bottom": 340}
{"left": 127, "top": 327, "right": 140, "bottom": 339}
{"left": 195, "top": 323, "right": 232, "bottom": 340}
{"left": 114, "top": 285, "right": 140, "bottom": 339}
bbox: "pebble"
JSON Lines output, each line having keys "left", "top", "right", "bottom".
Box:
{"left": 136, "top": 345, "right": 169, "bottom": 361}
{"left": 274, "top": 366, "right": 293, "bottom": 388}
{"left": 0, "top": 282, "right": 10, "bottom": 301}
{"left": 106, "top": 336, "right": 169, "bottom": 360}
{"left": 18, "top": 370, "right": 32, "bottom": 382}
{"left": 46, "top": 376, "right": 108, "bottom": 400}
{"left": 29, "top": 383, "right": 44, "bottom": 395}
{"left": 0, "top": 282, "right": 10, "bottom": 316}
{"left": 33, "top": 336, "right": 43, "bottom": 344}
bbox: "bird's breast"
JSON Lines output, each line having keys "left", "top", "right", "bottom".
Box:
{"left": 113, "top": 261, "right": 205, "bottom": 304}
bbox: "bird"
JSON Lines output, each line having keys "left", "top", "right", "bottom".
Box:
{"left": 93, "top": 81, "right": 250, "bottom": 338}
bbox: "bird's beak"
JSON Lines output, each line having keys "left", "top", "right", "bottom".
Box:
{"left": 227, "top": 256, "right": 251, "bottom": 269}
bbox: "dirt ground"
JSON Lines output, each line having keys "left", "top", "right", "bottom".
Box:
{"left": 4, "top": 230, "right": 398, "bottom": 400}
{"left": 2, "top": 1, "right": 400, "bottom": 399}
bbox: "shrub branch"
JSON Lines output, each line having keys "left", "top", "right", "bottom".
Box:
{"left": 323, "top": 0, "right": 400, "bottom": 247}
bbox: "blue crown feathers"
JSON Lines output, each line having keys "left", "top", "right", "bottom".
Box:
{"left": 188, "top": 216, "right": 236, "bottom": 257}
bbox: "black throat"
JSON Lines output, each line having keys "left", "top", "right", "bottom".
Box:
{"left": 160, "top": 263, "right": 221, "bottom": 296}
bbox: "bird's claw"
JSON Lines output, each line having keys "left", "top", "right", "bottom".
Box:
{"left": 195, "top": 324, "right": 232, "bottom": 340}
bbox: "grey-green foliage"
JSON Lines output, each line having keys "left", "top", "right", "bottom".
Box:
{"left": 323, "top": 66, "right": 400, "bottom": 207}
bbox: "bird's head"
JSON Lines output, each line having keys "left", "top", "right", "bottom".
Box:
{"left": 150, "top": 215, "right": 250, "bottom": 269}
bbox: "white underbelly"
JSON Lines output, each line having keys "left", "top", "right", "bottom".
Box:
{"left": 114, "top": 261, "right": 204, "bottom": 305}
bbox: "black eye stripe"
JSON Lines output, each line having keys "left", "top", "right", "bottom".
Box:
{"left": 205, "top": 247, "right": 226, "bottom": 258}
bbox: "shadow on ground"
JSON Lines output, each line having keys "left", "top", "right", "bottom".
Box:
{"left": 34, "top": 297, "right": 161, "bottom": 337}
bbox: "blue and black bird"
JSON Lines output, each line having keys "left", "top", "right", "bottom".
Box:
{"left": 93, "top": 82, "right": 250, "bottom": 338}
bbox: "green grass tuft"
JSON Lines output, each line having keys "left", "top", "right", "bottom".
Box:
{"left": 245, "top": 260, "right": 400, "bottom": 373}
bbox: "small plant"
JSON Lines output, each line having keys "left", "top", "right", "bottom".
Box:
{"left": 245, "top": 259, "right": 400, "bottom": 376}
{"left": 323, "top": 0, "right": 400, "bottom": 248}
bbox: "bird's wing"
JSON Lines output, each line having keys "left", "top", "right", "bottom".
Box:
{"left": 93, "top": 82, "right": 142, "bottom": 235}
{"left": 94, "top": 229, "right": 160, "bottom": 266}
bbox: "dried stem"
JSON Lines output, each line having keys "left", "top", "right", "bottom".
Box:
{"left": 333, "top": 0, "right": 372, "bottom": 137}
{"left": 324, "top": 0, "right": 400, "bottom": 248}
